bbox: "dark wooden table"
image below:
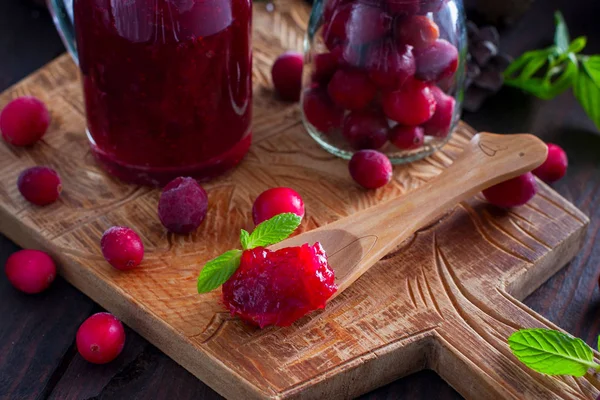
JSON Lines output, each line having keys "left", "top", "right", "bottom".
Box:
{"left": 1, "top": 1, "right": 599, "bottom": 399}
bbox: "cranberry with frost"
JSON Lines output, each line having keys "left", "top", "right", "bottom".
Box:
{"left": 382, "top": 79, "right": 436, "bottom": 126}
{"left": 271, "top": 52, "right": 303, "bottom": 102}
{"left": 483, "top": 172, "right": 537, "bottom": 208}
{"left": 158, "top": 177, "right": 208, "bottom": 234}
{"left": 101, "top": 227, "right": 144, "bottom": 270}
{"left": 4, "top": 249, "right": 56, "bottom": 294}
{"left": 365, "top": 41, "right": 415, "bottom": 89}
{"left": 349, "top": 150, "right": 393, "bottom": 189}
{"left": 328, "top": 69, "right": 377, "bottom": 110}
{"left": 302, "top": 87, "right": 344, "bottom": 133}
{"left": 532, "top": 143, "right": 568, "bottom": 183}
{"left": 422, "top": 86, "right": 455, "bottom": 137}
{"left": 76, "top": 312, "right": 126, "bottom": 364}
{"left": 252, "top": 187, "right": 305, "bottom": 225}
{"left": 414, "top": 39, "right": 459, "bottom": 82}
{"left": 389, "top": 126, "right": 425, "bottom": 150}
{"left": 395, "top": 16, "right": 440, "bottom": 50}
{"left": 17, "top": 166, "right": 62, "bottom": 206}
{"left": 342, "top": 109, "right": 389, "bottom": 150}
{"left": 0, "top": 96, "right": 50, "bottom": 146}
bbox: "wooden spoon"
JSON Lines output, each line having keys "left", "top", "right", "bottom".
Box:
{"left": 271, "top": 132, "right": 548, "bottom": 299}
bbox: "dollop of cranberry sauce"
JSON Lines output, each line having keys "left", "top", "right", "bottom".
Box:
{"left": 222, "top": 243, "right": 337, "bottom": 328}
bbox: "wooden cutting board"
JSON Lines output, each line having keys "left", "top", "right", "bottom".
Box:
{"left": 0, "top": 1, "right": 596, "bottom": 399}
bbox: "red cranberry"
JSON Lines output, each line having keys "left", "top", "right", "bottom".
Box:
{"left": 349, "top": 150, "right": 393, "bottom": 189}
{"left": 4, "top": 249, "right": 56, "bottom": 294}
{"left": 101, "top": 227, "right": 144, "bottom": 270}
{"left": 395, "top": 16, "right": 440, "bottom": 49}
{"left": 271, "top": 52, "right": 303, "bottom": 102}
{"left": 342, "top": 109, "right": 389, "bottom": 150}
{"left": 389, "top": 125, "right": 425, "bottom": 150}
{"left": 323, "top": 0, "right": 351, "bottom": 21}
{"left": 302, "top": 87, "right": 344, "bottom": 134}
{"left": 252, "top": 187, "right": 305, "bottom": 225}
{"left": 483, "top": 172, "right": 537, "bottom": 208}
{"left": 324, "top": 3, "right": 392, "bottom": 47}
{"left": 0, "top": 96, "right": 50, "bottom": 146}
{"left": 414, "top": 39, "right": 459, "bottom": 82}
{"left": 328, "top": 69, "right": 377, "bottom": 110}
{"left": 158, "top": 177, "right": 208, "bottom": 234}
{"left": 532, "top": 143, "right": 568, "bottom": 183}
{"left": 386, "top": 0, "right": 419, "bottom": 16}
{"left": 420, "top": 0, "right": 448, "bottom": 13}
{"left": 17, "top": 166, "right": 62, "bottom": 206}
{"left": 312, "top": 52, "right": 339, "bottom": 85}
{"left": 422, "top": 86, "right": 455, "bottom": 137}
{"left": 333, "top": 43, "right": 363, "bottom": 67}
{"left": 76, "top": 312, "right": 125, "bottom": 364}
{"left": 365, "top": 41, "right": 415, "bottom": 89}
{"left": 382, "top": 79, "right": 436, "bottom": 125}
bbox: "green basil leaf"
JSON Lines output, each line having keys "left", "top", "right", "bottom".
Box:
{"left": 554, "top": 11, "right": 570, "bottom": 53}
{"left": 240, "top": 229, "right": 250, "bottom": 250}
{"left": 508, "top": 328, "right": 600, "bottom": 376}
{"left": 197, "top": 249, "right": 242, "bottom": 293}
{"left": 568, "top": 36, "right": 587, "bottom": 54}
{"left": 246, "top": 213, "right": 302, "bottom": 249}
{"left": 574, "top": 62, "right": 600, "bottom": 130}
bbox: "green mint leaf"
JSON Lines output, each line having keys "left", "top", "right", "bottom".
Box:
{"left": 597, "top": 335, "right": 600, "bottom": 352}
{"left": 245, "top": 213, "right": 302, "bottom": 249}
{"left": 240, "top": 229, "right": 251, "bottom": 250}
{"left": 581, "top": 55, "right": 600, "bottom": 87}
{"left": 554, "top": 11, "right": 570, "bottom": 53}
{"left": 197, "top": 249, "right": 242, "bottom": 293}
{"left": 568, "top": 36, "right": 587, "bottom": 54}
{"left": 574, "top": 60, "right": 600, "bottom": 130}
{"left": 508, "top": 328, "right": 600, "bottom": 376}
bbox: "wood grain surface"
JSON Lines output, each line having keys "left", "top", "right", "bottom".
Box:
{"left": 0, "top": 0, "right": 599, "bottom": 399}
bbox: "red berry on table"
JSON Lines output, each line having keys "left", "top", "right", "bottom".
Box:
{"left": 389, "top": 125, "right": 425, "bottom": 150}
{"left": 365, "top": 41, "right": 415, "bottom": 89}
{"left": 252, "top": 187, "right": 305, "bottom": 225}
{"left": 101, "top": 227, "right": 144, "bottom": 270}
{"left": 4, "top": 249, "right": 56, "bottom": 294}
{"left": 483, "top": 172, "right": 537, "bottom": 208}
{"left": 271, "top": 52, "right": 304, "bottom": 102}
{"left": 532, "top": 143, "right": 568, "bottom": 183}
{"left": 422, "top": 86, "right": 456, "bottom": 137}
{"left": 395, "top": 16, "right": 440, "bottom": 50}
{"left": 349, "top": 150, "right": 393, "bottom": 189}
{"left": 414, "top": 39, "right": 459, "bottom": 82}
{"left": 342, "top": 109, "right": 389, "bottom": 150}
{"left": 302, "top": 87, "right": 344, "bottom": 134}
{"left": 76, "top": 312, "right": 125, "bottom": 364}
{"left": 17, "top": 166, "right": 62, "bottom": 206}
{"left": 0, "top": 96, "right": 50, "bottom": 146}
{"left": 158, "top": 177, "right": 208, "bottom": 234}
{"left": 382, "top": 79, "right": 436, "bottom": 126}
{"left": 328, "top": 69, "right": 377, "bottom": 111}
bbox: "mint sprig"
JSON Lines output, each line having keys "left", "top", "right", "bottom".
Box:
{"left": 504, "top": 11, "right": 600, "bottom": 130}
{"left": 508, "top": 328, "right": 600, "bottom": 376}
{"left": 197, "top": 212, "right": 302, "bottom": 293}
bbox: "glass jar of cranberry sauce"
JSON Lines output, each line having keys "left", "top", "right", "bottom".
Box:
{"left": 302, "top": 0, "right": 466, "bottom": 163}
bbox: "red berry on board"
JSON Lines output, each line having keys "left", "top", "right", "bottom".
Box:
{"left": 302, "top": 87, "right": 344, "bottom": 134}
{"left": 17, "top": 166, "right": 62, "bottom": 206}
{"left": 389, "top": 125, "right": 425, "bottom": 150}
{"left": 349, "top": 150, "right": 393, "bottom": 189}
{"left": 414, "top": 39, "right": 459, "bottom": 82}
{"left": 328, "top": 69, "right": 377, "bottom": 111}
{"left": 483, "top": 172, "right": 537, "bottom": 208}
{"left": 76, "top": 312, "right": 125, "bottom": 364}
{"left": 271, "top": 52, "right": 304, "bottom": 102}
{"left": 101, "top": 227, "right": 144, "bottom": 270}
{"left": 4, "top": 249, "right": 56, "bottom": 294}
{"left": 395, "top": 16, "right": 440, "bottom": 50}
{"left": 382, "top": 79, "right": 436, "bottom": 126}
{"left": 365, "top": 41, "right": 415, "bottom": 89}
{"left": 0, "top": 96, "right": 50, "bottom": 146}
{"left": 422, "top": 86, "right": 455, "bottom": 138}
{"left": 342, "top": 109, "right": 389, "bottom": 150}
{"left": 158, "top": 177, "right": 208, "bottom": 234}
{"left": 532, "top": 143, "right": 568, "bottom": 183}
{"left": 252, "top": 187, "right": 305, "bottom": 225}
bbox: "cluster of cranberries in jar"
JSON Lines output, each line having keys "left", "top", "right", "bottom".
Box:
{"left": 302, "top": 0, "right": 461, "bottom": 160}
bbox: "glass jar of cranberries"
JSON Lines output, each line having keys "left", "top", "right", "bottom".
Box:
{"left": 301, "top": 0, "right": 466, "bottom": 163}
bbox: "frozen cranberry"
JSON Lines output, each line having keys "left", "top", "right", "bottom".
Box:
{"left": 533, "top": 143, "right": 568, "bottom": 183}
{"left": 395, "top": 16, "right": 440, "bottom": 49}
{"left": 222, "top": 243, "right": 337, "bottom": 328}
{"left": 312, "top": 52, "right": 339, "bottom": 85}
{"left": 324, "top": 3, "right": 391, "bottom": 47}
{"left": 271, "top": 52, "right": 303, "bottom": 102}
{"left": 0, "top": 96, "right": 50, "bottom": 146}
{"left": 349, "top": 150, "right": 393, "bottom": 189}
{"left": 389, "top": 125, "right": 425, "bottom": 150}
{"left": 483, "top": 172, "right": 537, "bottom": 208}
{"left": 420, "top": 0, "right": 448, "bottom": 13}
{"left": 4, "top": 249, "right": 56, "bottom": 294}
{"left": 17, "top": 166, "right": 62, "bottom": 206}
{"left": 365, "top": 41, "right": 415, "bottom": 89}
{"left": 328, "top": 69, "right": 377, "bottom": 110}
{"left": 252, "top": 187, "right": 305, "bottom": 225}
{"left": 158, "top": 177, "right": 208, "bottom": 234}
{"left": 386, "top": 0, "right": 419, "bottom": 16}
{"left": 76, "top": 312, "right": 126, "bottom": 364}
{"left": 382, "top": 79, "right": 436, "bottom": 125}
{"left": 101, "top": 227, "right": 144, "bottom": 270}
{"left": 342, "top": 109, "right": 389, "bottom": 150}
{"left": 422, "top": 86, "right": 455, "bottom": 137}
{"left": 302, "top": 87, "right": 344, "bottom": 134}
{"left": 414, "top": 39, "right": 459, "bottom": 82}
